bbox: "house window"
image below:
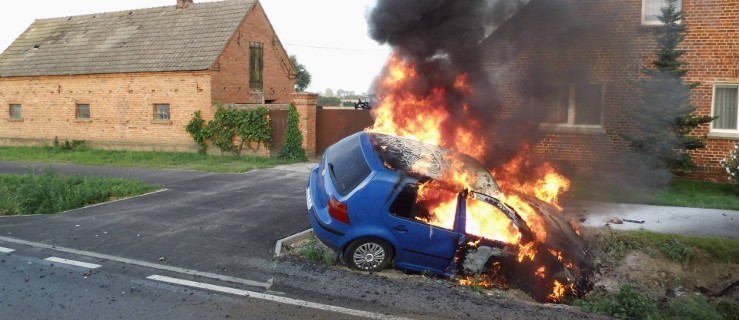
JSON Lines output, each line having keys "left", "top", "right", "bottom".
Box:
{"left": 76, "top": 104, "right": 90, "bottom": 119}
{"left": 249, "top": 42, "right": 264, "bottom": 90}
{"left": 154, "top": 104, "right": 170, "bottom": 121}
{"left": 642, "top": 0, "right": 682, "bottom": 25}
{"left": 712, "top": 85, "right": 739, "bottom": 132}
{"left": 541, "top": 83, "right": 603, "bottom": 127}
{"left": 9, "top": 104, "right": 22, "bottom": 119}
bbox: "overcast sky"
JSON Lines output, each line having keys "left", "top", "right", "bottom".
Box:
{"left": 0, "top": 0, "right": 391, "bottom": 95}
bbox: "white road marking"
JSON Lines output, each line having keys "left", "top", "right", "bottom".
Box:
{"left": 45, "top": 257, "right": 102, "bottom": 269}
{"left": 147, "top": 275, "right": 414, "bottom": 320}
{"left": 0, "top": 235, "right": 271, "bottom": 289}
{"left": 0, "top": 246, "right": 15, "bottom": 253}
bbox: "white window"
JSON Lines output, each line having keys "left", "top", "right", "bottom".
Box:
{"left": 154, "top": 104, "right": 170, "bottom": 121}
{"left": 712, "top": 85, "right": 739, "bottom": 133}
{"left": 9, "top": 104, "right": 22, "bottom": 119}
{"left": 541, "top": 83, "right": 604, "bottom": 128}
{"left": 642, "top": 0, "right": 682, "bottom": 25}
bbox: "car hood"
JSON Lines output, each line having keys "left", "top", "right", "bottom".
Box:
{"left": 369, "top": 133, "right": 501, "bottom": 197}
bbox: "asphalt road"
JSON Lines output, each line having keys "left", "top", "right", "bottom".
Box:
{"left": 0, "top": 161, "right": 603, "bottom": 319}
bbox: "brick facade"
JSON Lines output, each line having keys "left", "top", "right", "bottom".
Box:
{"left": 0, "top": 72, "right": 212, "bottom": 152}
{"left": 211, "top": 2, "right": 295, "bottom": 105}
{"left": 0, "top": 1, "right": 296, "bottom": 153}
{"left": 482, "top": 0, "right": 739, "bottom": 181}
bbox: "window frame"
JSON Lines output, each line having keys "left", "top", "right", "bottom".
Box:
{"left": 153, "top": 103, "right": 171, "bottom": 122}
{"left": 642, "top": 0, "right": 683, "bottom": 26}
{"left": 540, "top": 82, "right": 605, "bottom": 130}
{"left": 388, "top": 183, "right": 458, "bottom": 231}
{"left": 9, "top": 104, "right": 22, "bottom": 120}
{"left": 75, "top": 103, "right": 91, "bottom": 120}
{"left": 710, "top": 84, "right": 739, "bottom": 136}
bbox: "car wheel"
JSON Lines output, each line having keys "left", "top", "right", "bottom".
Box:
{"left": 343, "top": 238, "right": 393, "bottom": 272}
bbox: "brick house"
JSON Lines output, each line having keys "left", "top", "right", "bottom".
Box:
{"left": 0, "top": 0, "right": 296, "bottom": 152}
{"left": 482, "top": 0, "right": 738, "bottom": 181}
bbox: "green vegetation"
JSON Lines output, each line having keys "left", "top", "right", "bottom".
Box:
{"left": 574, "top": 284, "right": 659, "bottom": 319}
{"left": 569, "top": 178, "right": 739, "bottom": 210}
{"left": 589, "top": 229, "right": 739, "bottom": 264}
{"left": 621, "top": 0, "right": 714, "bottom": 176}
{"left": 575, "top": 284, "right": 733, "bottom": 320}
{"left": 290, "top": 55, "right": 312, "bottom": 92}
{"left": 185, "top": 106, "right": 272, "bottom": 155}
{"left": 277, "top": 104, "right": 308, "bottom": 161}
{"left": 0, "top": 145, "right": 298, "bottom": 173}
{"left": 298, "top": 237, "right": 334, "bottom": 266}
{"left": 317, "top": 96, "right": 341, "bottom": 106}
{"left": 0, "top": 168, "right": 157, "bottom": 215}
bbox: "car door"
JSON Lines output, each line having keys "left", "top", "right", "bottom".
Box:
{"left": 382, "top": 183, "right": 462, "bottom": 274}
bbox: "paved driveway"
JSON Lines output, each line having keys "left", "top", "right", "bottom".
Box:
{"left": 0, "top": 161, "right": 315, "bottom": 283}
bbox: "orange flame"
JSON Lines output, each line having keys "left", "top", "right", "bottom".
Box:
{"left": 369, "top": 54, "right": 578, "bottom": 302}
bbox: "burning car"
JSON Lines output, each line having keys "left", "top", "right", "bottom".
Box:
{"left": 306, "top": 131, "right": 592, "bottom": 302}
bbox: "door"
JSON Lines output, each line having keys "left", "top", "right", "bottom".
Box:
{"left": 382, "top": 183, "right": 461, "bottom": 274}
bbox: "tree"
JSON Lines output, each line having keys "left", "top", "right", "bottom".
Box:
{"left": 622, "top": 0, "right": 714, "bottom": 175}
{"left": 277, "top": 104, "right": 308, "bottom": 161}
{"left": 289, "top": 55, "right": 311, "bottom": 92}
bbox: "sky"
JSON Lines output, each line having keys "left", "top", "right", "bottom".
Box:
{"left": 0, "top": 0, "right": 392, "bottom": 95}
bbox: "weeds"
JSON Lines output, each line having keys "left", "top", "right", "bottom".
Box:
{"left": 299, "top": 237, "right": 334, "bottom": 266}
{"left": 574, "top": 284, "right": 659, "bottom": 319}
{"left": 0, "top": 167, "right": 157, "bottom": 215}
{"left": 666, "top": 296, "right": 723, "bottom": 320}
{"left": 660, "top": 238, "right": 695, "bottom": 262}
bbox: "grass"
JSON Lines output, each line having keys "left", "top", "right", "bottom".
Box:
{"left": 588, "top": 229, "right": 739, "bottom": 264}
{"left": 0, "top": 145, "right": 303, "bottom": 173}
{"left": 574, "top": 284, "right": 734, "bottom": 320}
{"left": 0, "top": 167, "right": 158, "bottom": 215}
{"left": 568, "top": 178, "right": 739, "bottom": 211}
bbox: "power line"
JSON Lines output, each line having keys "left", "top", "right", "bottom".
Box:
{"left": 283, "top": 42, "right": 389, "bottom": 52}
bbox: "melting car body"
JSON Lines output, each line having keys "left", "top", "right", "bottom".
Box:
{"left": 306, "top": 132, "right": 592, "bottom": 302}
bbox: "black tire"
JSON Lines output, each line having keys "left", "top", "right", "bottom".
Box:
{"left": 343, "top": 238, "right": 394, "bottom": 272}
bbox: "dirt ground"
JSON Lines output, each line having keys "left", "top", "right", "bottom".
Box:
{"left": 582, "top": 227, "right": 739, "bottom": 303}
{"left": 285, "top": 227, "right": 738, "bottom": 318}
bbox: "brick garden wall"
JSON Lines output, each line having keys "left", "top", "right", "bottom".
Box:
{"left": 0, "top": 71, "right": 212, "bottom": 152}
{"left": 482, "top": 0, "right": 738, "bottom": 181}
{"left": 211, "top": 2, "right": 296, "bottom": 105}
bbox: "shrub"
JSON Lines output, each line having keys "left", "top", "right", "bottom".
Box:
{"left": 277, "top": 104, "right": 308, "bottom": 161}
{"left": 52, "top": 137, "right": 87, "bottom": 151}
{"left": 719, "top": 144, "right": 739, "bottom": 185}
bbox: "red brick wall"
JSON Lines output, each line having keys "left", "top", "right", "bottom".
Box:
{"left": 483, "top": 0, "right": 739, "bottom": 181}
{"left": 211, "top": 2, "right": 296, "bottom": 104}
{"left": 0, "top": 71, "right": 212, "bottom": 151}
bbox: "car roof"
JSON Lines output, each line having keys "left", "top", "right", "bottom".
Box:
{"left": 366, "top": 132, "right": 501, "bottom": 196}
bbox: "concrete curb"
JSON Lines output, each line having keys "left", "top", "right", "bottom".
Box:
{"left": 273, "top": 228, "right": 314, "bottom": 258}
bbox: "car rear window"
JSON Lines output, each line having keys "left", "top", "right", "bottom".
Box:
{"left": 327, "top": 135, "right": 371, "bottom": 196}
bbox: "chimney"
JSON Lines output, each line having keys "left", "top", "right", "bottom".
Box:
{"left": 177, "top": 0, "right": 193, "bottom": 9}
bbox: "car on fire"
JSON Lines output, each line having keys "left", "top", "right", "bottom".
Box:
{"left": 306, "top": 132, "right": 592, "bottom": 302}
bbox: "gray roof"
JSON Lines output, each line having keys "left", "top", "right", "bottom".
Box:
{"left": 0, "top": 0, "right": 256, "bottom": 77}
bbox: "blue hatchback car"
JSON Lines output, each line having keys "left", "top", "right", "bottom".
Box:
{"left": 306, "top": 132, "right": 588, "bottom": 283}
